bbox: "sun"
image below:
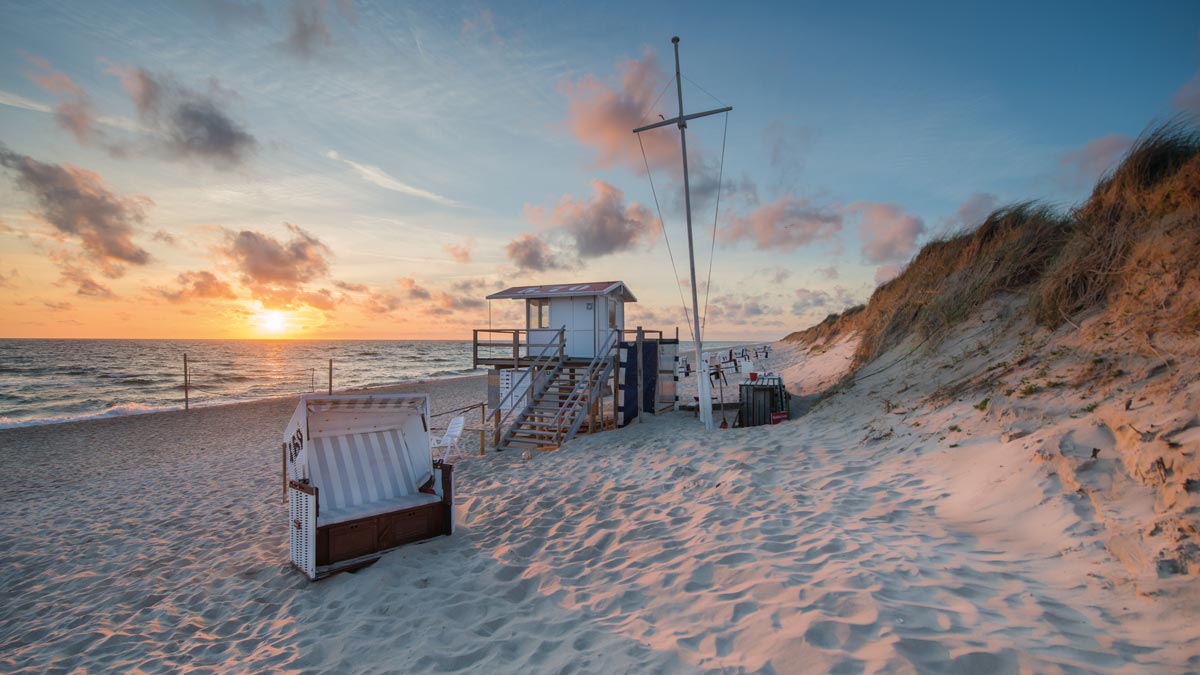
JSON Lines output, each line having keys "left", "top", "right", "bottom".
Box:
{"left": 254, "top": 310, "right": 290, "bottom": 335}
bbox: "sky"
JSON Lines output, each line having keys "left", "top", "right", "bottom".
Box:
{"left": 0, "top": 0, "right": 1197, "bottom": 341}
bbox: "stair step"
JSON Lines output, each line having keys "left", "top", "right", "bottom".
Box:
{"left": 510, "top": 431, "right": 560, "bottom": 439}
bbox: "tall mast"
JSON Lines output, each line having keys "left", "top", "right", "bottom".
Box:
{"left": 671, "top": 37, "right": 713, "bottom": 432}
{"left": 633, "top": 37, "right": 730, "bottom": 432}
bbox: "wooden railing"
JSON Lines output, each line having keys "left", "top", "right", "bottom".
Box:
{"left": 472, "top": 328, "right": 565, "bottom": 368}
{"left": 620, "top": 327, "right": 678, "bottom": 341}
{"left": 551, "top": 330, "right": 620, "bottom": 447}
{"left": 490, "top": 329, "right": 566, "bottom": 448}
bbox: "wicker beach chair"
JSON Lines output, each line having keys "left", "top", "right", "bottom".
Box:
{"left": 283, "top": 394, "right": 453, "bottom": 581}
{"left": 431, "top": 415, "right": 466, "bottom": 463}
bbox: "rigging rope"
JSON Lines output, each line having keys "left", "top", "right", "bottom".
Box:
{"left": 682, "top": 74, "right": 729, "bottom": 107}
{"left": 638, "top": 76, "right": 678, "bottom": 126}
{"left": 701, "top": 111, "right": 729, "bottom": 332}
{"left": 638, "top": 132, "right": 698, "bottom": 345}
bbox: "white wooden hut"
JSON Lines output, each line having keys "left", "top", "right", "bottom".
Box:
{"left": 477, "top": 281, "right": 636, "bottom": 363}
{"left": 470, "top": 280, "right": 677, "bottom": 451}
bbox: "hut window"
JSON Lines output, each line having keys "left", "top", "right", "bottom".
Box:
{"left": 527, "top": 298, "right": 550, "bottom": 329}
{"left": 608, "top": 300, "right": 617, "bottom": 328}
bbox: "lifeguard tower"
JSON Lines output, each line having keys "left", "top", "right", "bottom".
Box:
{"left": 472, "top": 281, "right": 678, "bottom": 451}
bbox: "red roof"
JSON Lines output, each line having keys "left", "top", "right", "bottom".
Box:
{"left": 486, "top": 281, "right": 636, "bottom": 302}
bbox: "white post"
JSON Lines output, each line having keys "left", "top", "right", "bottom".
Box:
{"left": 672, "top": 36, "right": 713, "bottom": 432}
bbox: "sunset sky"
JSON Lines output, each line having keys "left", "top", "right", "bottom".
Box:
{"left": 1, "top": 0, "right": 1197, "bottom": 340}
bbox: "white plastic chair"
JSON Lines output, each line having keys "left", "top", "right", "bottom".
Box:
{"left": 432, "top": 416, "right": 466, "bottom": 463}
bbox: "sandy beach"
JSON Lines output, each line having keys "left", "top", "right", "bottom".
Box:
{"left": 3, "top": 319, "right": 1198, "bottom": 673}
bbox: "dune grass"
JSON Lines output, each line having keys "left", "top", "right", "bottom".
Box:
{"left": 788, "top": 121, "right": 1200, "bottom": 369}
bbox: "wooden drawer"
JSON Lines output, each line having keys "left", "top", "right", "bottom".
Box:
{"left": 378, "top": 508, "right": 434, "bottom": 549}
{"left": 327, "top": 519, "right": 378, "bottom": 562}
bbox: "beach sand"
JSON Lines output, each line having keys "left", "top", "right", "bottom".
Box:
{"left": 2, "top": 324, "right": 1199, "bottom": 673}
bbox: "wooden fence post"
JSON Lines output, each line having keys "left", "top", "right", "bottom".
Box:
{"left": 479, "top": 403, "right": 486, "bottom": 456}
{"left": 492, "top": 408, "right": 502, "bottom": 449}
{"left": 183, "top": 353, "right": 189, "bottom": 411}
{"left": 328, "top": 359, "right": 333, "bottom": 396}
{"left": 635, "top": 327, "right": 644, "bottom": 424}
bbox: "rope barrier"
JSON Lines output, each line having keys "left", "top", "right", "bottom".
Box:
{"left": 430, "top": 401, "right": 486, "bottom": 418}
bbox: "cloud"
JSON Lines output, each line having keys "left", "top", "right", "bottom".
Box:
{"left": 397, "top": 276, "right": 431, "bottom": 299}
{"left": 1174, "top": 71, "right": 1200, "bottom": 115}
{"left": 43, "top": 300, "right": 73, "bottom": 311}
{"left": 23, "top": 55, "right": 100, "bottom": 145}
{"left": 333, "top": 279, "right": 369, "bottom": 293}
{"left": 0, "top": 89, "right": 52, "bottom": 114}
{"left": 218, "top": 223, "right": 335, "bottom": 310}
{"left": 505, "top": 233, "right": 565, "bottom": 272}
{"left": 151, "top": 229, "right": 179, "bottom": 246}
{"left": 443, "top": 237, "right": 474, "bottom": 263}
{"left": 1059, "top": 134, "right": 1134, "bottom": 186}
{"left": 0, "top": 146, "right": 151, "bottom": 276}
{"left": 790, "top": 286, "right": 858, "bottom": 317}
{"left": 106, "top": 65, "right": 257, "bottom": 167}
{"left": 297, "top": 288, "right": 336, "bottom": 310}
{"left": 546, "top": 179, "right": 657, "bottom": 258}
{"left": 852, "top": 201, "right": 926, "bottom": 264}
{"left": 722, "top": 196, "right": 842, "bottom": 251}
{"left": 874, "top": 263, "right": 906, "bottom": 285}
{"left": 815, "top": 266, "right": 838, "bottom": 280}
{"left": 360, "top": 280, "right": 485, "bottom": 316}
{"left": 0, "top": 268, "right": 18, "bottom": 289}
{"left": 704, "top": 293, "right": 779, "bottom": 324}
{"left": 58, "top": 261, "right": 116, "bottom": 298}
{"left": 157, "top": 270, "right": 237, "bottom": 303}
{"left": 222, "top": 223, "right": 329, "bottom": 286}
{"left": 363, "top": 289, "right": 402, "bottom": 314}
{"left": 450, "top": 277, "right": 499, "bottom": 294}
{"left": 942, "top": 192, "right": 998, "bottom": 233}
{"left": 432, "top": 291, "right": 485, "bottom": 312}
{"left": 325, "top": 150, "right": 459, "bottom": 206}
{"left": 563, "top": 51, "right": 679, "bottom": 175}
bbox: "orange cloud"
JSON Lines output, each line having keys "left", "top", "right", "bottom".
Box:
{"left": 443, "top": 237, "right": 474, "bottom": 263}
{"left": 24, "top": 55, "right": 97, "bottom": 145}
{"left": 218, "top": 223, "right": 333, "bottom": 311}
{"left": 563, "top": 51, "right": 680, "bottom": 175}
{"left": 722, "top": 196, "right": 841, "bottom": 251}
{"left": 852, "top": 201, "right": 926, "bottom": 264}
{"left": 547, "top": 180, "right": 657, "bottom": 257}
{"left": 0, "top": 147, "right": 151, "bottom": 282}
{"left": 157, "top": 271, "right": 237, "bottom": 303}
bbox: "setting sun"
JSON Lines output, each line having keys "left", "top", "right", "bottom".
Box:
{"left": 254, "top": 310, "right": 290, "bottom": 335}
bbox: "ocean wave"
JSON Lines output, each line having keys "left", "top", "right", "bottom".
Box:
{"left": 98, "top": 377, "right": 159, "bottom": 386}
{"left": 0, "top": 401, "right": 182, "bottom": 430}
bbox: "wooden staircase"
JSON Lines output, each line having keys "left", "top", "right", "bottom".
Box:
{"left": 497, "top": 335, "right": 618, "bottom": 452}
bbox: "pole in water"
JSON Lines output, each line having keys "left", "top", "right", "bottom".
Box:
{"left": 328, "top": 359, "right": 333, "bottom": 396}
{"left": 183, "top": 353, "right": 189, "bottom": 411}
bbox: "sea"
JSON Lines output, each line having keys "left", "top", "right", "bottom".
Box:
{"left": 0, "top": 339, "right": 481, "bottom": 429}
{"left": 0, "top": 338, "right": 757, "bottom": 429}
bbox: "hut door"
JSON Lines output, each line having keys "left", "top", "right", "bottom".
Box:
{"left": 567, "top": 296, "right": 596, "bottom": 359}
